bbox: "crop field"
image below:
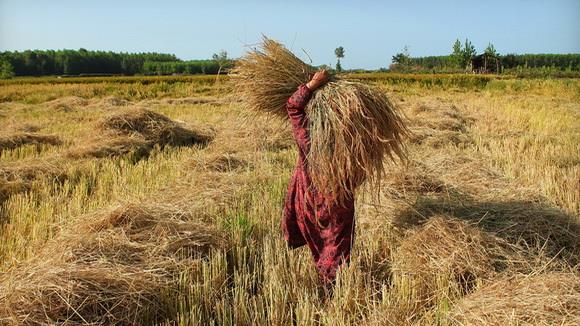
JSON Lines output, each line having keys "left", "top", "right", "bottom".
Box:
{"left": 0, "top": 74, "right": 578, "bottom": 325}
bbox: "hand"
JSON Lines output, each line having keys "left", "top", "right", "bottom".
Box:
{"left": 306, "top": 69, "right": 329, "bottom": 91}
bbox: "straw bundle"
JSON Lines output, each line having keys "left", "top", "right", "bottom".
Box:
{"left": 0, "top": 132, "right": 61, "bottom": 152}
{"left": 0, "top": 202, "right": 225, "bottom": 325}
{"left": 231, "top": 38, "right": 408, "bottom": 202}
{"left": 391, "top": 216, "right": 525, "bottom": 303}
{"left": 447, "top": 272, "right": 580, "bottom": 325}
{"left": 68, "top": 107, "right": 214, "bottom": 159}
{"left": 0, "top": 158, "right": 70, "bottom": 203}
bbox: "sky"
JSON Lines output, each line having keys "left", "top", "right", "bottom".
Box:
{"left": 1, "top": 0, "right": 579, "bottom": 69}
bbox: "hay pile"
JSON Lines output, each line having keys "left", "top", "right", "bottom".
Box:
{"left": 163, "top": 97, "right": 224, "bottom": 106}
{"left": 96, "top": 96, "right": 130, "bottom": 107}
{"left": 447, "top": 272, "right": 580, "bottom": 325}
{"left": 4, "top": 122, "right": 41, "bottom": 133}
{"left": 0, "top": 158, "right": 68, "bottom": 203}
{"left": 391, "top": 216, "right": 526, "bottom": 303}
{"left": 231, "top": 37, "right": 408, "bottom": 203}
{"left": 46, "top": 96, "right": 89, "bottom": 111}
{"left": 68, "top": 107, "right": 214, "bottom": 159}
{"left": 0, "top": 202, "right": 225, "bottom": 325}
{"left": 0, "top": 132, "right": 61, "bottom": 152}
{"left": 191, "top": 152, "right": 251, "bottom": 173}
{"left": 407, "top": 102, "right": 473, "bottom": 148}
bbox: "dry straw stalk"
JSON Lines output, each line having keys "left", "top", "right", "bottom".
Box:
{"left": 231, "top": 37, "right": 408, "bottom": 203}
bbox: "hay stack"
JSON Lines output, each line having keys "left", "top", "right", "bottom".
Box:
{"left": 447, "top": 272, "right": 580, "bottom": 325}
{"left": 0, "top": 132, "right": 61, "bottom": 152}
{"left": 46, "top": 96, "right": 89, "bottom": 111}
{"left": 231, "top": 37, "right": 408, "bottom": 203}
{"left": 391, "top": 216, "right": 525, "bottom": 303}
{"left": 68, "top": 107, "right": 214, "bottom": 159}
{"left": 0, "top": 202, "right": 225, "bottom": 325}
{"left": 97, "top": 96, "right": 130, "bottom": 107}
{"left": 4, "top": 122, "right": 41, "bottom": 133}
{"left": 191, "top": 152, "right": 251, "bottom": 173}
{"left": 0, "top": 158, "right": 69, "bottom": 203}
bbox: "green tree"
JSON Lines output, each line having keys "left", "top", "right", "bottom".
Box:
{"left": 334, "top": 46, "right": 345, "bottom": 72}
{"left": 461, "top": 38, "right": 477, "bottom": 70}
{"left": 0, "top": 59, "right": 14, "bottom": 79}
{"left": 484, "top": 43, "right": 498, "bottom": 56}
{"left": 212, "top": 50, "right": 229, "bottom": 76}
{"left": 392, "top": 45, "right": 411, "bottom": 67}
{"left": 451, "top": 39, "right": 462, "bottom": 68}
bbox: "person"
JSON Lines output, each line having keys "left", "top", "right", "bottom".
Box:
{"left": 282, "top": 69, "right": 356, "bottom": 287}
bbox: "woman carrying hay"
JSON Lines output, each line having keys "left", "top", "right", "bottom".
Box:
{"left": 233, "top": 38, "right": 407, "bottom": 287}
{"left": 282, "top": 69, "right": 355, "bottom": 286}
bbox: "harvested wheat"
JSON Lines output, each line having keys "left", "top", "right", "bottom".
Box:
{"left": 68, "top": 107, "right": 214, "bottom": 159}
{"left": 0, "top": 158, "right": 70, "bottom": 203}
{"left": 46, "top": 96, "right": 89, "bottom": 111}
{"left": 231, "top": 37, "right": 408, "bottom": 203}
{"left": 446, "top": 272, "right": 580, "bottom": 326}
{"left": 0, "top": 132, "right": 61, "bottom": 152}
{"left": 0, "top": 201, "right": 225, "bottom": 325}
{"left": 391, "top": 215, "right": 526, "bottom": 304}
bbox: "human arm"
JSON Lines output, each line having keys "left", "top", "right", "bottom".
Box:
{"left": 286, "top": 70, "right": 329, "bottom": 156}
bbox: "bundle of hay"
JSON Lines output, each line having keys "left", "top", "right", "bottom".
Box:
{"left": 0, "top": 201, "right": 225, "bottom": 325}
{"left": 446, "top": 272, "right": 580, "bottom": 325}
{"left": 191, "top": 152, "right": 251, "bottom": 173}
{"left": 391, "top": 216, "right": 525, "bottom": 304}
{"left": 96, "top": 108, "right": 211, "bottom": 146}
{"left": 0, "top": 132, "right": 61, "bottom": 152}
{"left": 68, "top": 108, "right": 214, "bottom": 159}
{"left": 4, "top": 122, "right": 41, "bottom": 133}
{"left": 46, "top": 96, "right": 89, "bottom": 111}
{"left": 0, "top": 158, "right": 69, "bottom": 203}
{"left": 406, "top": 102, "right": 473, "bottom": 149}
{"left": 231, "top": 37, "right": 408, "bottom": 203}
{"left": 97, "top": 96, "right": 130, "bottom": 107}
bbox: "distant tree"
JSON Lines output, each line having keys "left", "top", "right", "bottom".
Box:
{"left": 212, "top": 50, "right": 229, "bottom": 76}
{"left": 334, "top": 46, "right": 345, "bottom": 72}
{"left": 0, "top": 59, "right": 14, "bottom": 79}
{"left": 392, "top": 45, "right": 411, "bottom": 68}
{"left": 451, "top": 39, "right": 462, "bottom": 68}
{"left": 484, "top": 43, "right": 498, "bottom": 56}
{"left": 461, "top": 38, "right": 477, "bottom": 70}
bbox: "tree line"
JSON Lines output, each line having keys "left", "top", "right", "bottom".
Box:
{"left": 0, "top": 49, "right": 233, "bottom": 78}
{"left": 392, "top": 39, "right": 580, "bottom": 73}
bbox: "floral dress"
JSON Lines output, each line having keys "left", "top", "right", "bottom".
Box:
{"left": 282, "top": 84, "right": 356, "bottom": 283}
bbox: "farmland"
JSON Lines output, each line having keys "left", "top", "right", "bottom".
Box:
{"left": 0, "top": 74, "right": 578, "bottom": 325}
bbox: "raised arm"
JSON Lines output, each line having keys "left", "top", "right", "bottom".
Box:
{"left": 286, "top": 70, "right": 329, "bottom": 157}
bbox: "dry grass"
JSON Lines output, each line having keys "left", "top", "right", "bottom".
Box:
{"left": 68, "top": 107, "right": 214, "bottom": 159}
{"left": 0, "top": 132, "right": 62, "bottom": 152}
{"left": 391, "top": 215, "right": 527, "bottom": 305}
{"left": 230, "top": 37, "right": 314, "bottom": 117}
{"left": 46, "top": 96, "right": 89, "bottom": 111}
{"left": 3, "top": 122, "right": 41, "bottom": 133}
{"left": 163, "top": 97, "right": 224, "bottom": 106}
{"left": 190, "top": 152, "right": 252, "bottom": 173}
{"left": 447, "top": 272, "right": 580, "bottom": 326}
{"left": 0, "top": 158, "right": 69, "bottom": 203}
{"left": 95, "top": 96, "right": 130, "bottom": 107}
{"left": 0, "top": 75, "right": 577, "bottom": 325}
{"left": 307, "top": 81, "right": 408, "bottom": 202}
{"left": 0, "top": 201, "right": 225, "bottom": 325}
{"left": 232, "top": 37, "right": 408, "bottom": 203}
{"left": 407, "top": 102, "right": 473, "bottom": 148}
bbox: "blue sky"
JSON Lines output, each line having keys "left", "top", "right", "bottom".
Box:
{"left": 1, "top": 0, "right": 578, "bottom": 69}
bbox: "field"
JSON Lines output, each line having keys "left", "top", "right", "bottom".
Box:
{"left": 0, "top": 74, "right": 578, "bottom": 325}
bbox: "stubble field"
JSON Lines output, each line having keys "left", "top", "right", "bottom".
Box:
{"left": 0, "top": 74, "right": 578, "bottom": 325}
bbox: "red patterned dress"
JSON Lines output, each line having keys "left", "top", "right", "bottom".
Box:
{"left": 282, "top": 84, "right": 356, "bottom": 283}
